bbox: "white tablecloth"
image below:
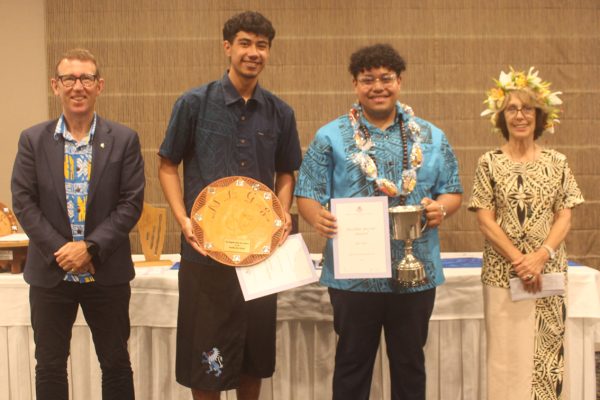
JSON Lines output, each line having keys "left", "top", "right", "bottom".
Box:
{"left": 0, "top": 253, "right": 598, "bottom": 400}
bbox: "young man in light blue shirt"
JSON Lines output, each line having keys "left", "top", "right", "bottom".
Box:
{"left": 295, "top": 43, "right": 463, "bottom": 400}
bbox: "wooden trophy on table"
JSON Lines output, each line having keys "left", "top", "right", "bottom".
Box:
{"left": 0, "top": 202, "right": 28, "bottom": 273}
{"left": 135, "top": 202, "right": 167, "bottom": 267}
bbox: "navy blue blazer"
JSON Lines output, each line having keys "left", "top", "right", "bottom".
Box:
{"left": 11, "top": 116, "right": 145, "bottom": 288}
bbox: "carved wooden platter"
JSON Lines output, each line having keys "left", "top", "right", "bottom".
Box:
{"left": 190, "top": 176, "right": 285, "bottom": 266}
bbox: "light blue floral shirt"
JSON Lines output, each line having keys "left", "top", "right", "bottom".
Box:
{"left": 295, "top": 103, "right": 462, "bottom": 293}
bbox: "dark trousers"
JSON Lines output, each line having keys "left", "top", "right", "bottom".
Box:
{"left": 329, "top": 287, "right": 436, "bottom": 400}
{"left": 29, "top": 281, "right": 134, "bottom": 400}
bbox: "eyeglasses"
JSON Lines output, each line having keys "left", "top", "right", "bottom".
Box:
{"left": 56, "top": 74, "right": 98, "bottom": 88}
{"left": 505, "top": 105, "right": 536, "bottom": 118}
{"left": 356, "top": 74, "right": 397, "bottom": 87}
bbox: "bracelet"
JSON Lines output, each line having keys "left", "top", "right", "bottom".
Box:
{"left": 439, "top": 204, "right": 447, "bottom": 218}
{"left": 541, "top": 244, "right": 556, "bottom": 260}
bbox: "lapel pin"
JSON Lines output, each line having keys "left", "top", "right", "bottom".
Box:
{"left": 100, "top": 143, "right": 105, "bottom": 149}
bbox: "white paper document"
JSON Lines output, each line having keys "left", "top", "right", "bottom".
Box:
{"left": 236, "top": 234, "right": 318, "bottom": 301}
{"left": 331, "top": 197, "right": 391, "bottom": 279}
{"left": 509, "top": 273, "right": 565, "bottom": 301}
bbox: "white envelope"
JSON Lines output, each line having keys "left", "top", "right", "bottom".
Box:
{"left": 235, "top": 234, "right": 318, "bottom": 301}
{"left": 509, "top": 272, "right": 565, "bottom": 302}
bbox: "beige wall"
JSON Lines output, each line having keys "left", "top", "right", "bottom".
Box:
{"left": 3, "top": 1, "right": 599, "bottom": 267}
{"left": 0, "top": 0, "right": 48, "bottom": 204}
{"left": 42, "top": 1, "right": 599, "bottom": 267}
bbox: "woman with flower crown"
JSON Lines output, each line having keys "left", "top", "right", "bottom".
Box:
{"left": 469, "top": 67, "right": 584, "bottom": 400}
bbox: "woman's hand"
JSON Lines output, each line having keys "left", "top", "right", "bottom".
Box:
{"left": 512, "top": 249, "right": 549, "bottom": 293}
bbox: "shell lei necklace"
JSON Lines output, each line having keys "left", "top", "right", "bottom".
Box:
{"left": 349, "top": 102, "right": 424, "bottom": 199}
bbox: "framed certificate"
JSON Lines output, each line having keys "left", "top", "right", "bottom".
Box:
{"left": 236, "top": 234, "right": 318, "bottom": 301}
{"left": 331, "top": 197, "right": 391, "bottom": 279}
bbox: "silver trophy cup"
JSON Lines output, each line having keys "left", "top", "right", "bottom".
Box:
{"left": 389, "top": 205, "right": 428, "bottom": 287}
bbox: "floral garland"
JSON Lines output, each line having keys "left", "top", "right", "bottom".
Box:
{"left": 349, "top": 102, "right": 423, "bottom": 198}
{"left": 481, "top": 66, "right": 563, "bottom": 134}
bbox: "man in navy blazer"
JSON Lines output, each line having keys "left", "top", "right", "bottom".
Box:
{"left": 11, "top": 48, "right": 144, "bottom": 400}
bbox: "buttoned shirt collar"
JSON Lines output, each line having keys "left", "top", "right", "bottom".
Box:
{"left": 221, "top": 72, "right": 266, "bottom": 106}
{"left": 359, "top": 102, "right": 406, "bottom": 133}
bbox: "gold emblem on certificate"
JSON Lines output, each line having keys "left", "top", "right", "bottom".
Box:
{"left": 190, "top": 176, "right": 285, "bottom": 266}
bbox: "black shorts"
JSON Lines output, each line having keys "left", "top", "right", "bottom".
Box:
{"left": 175, "top": 259, "right": 277, "bottom": 391}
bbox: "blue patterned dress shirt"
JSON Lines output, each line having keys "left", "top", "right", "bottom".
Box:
{"left": 295, "top": 103, "right": 463, "bottom": 293}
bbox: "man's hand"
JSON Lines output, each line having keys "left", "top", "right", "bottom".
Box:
{"left": 312, "top": 207, "right": 337, "bottom": 239}
{"left": 77, "top": 262, "right": 96, "bottom": 275}
{"left": 421, "top": 197, "right": 446, "bottom": 228}
{"left": 54, "top": 241, "right": 92, "bottom": 272}
{"left": 159, "top": 157, "right": 207, "bottom": 257}
{"left": 278, "top": 211, "right": 293, "bottom": 246}
{"left": 297, "top": 197, "right": 337, "bottom": 239}
{"left": 181, "top": 217, "right": 207, "bottom": 256}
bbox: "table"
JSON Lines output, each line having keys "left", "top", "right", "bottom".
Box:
{"left": 0, "top": 233, "right": 28, "bottom": 274}
{"left": 0, "top": 253, "right": 598, "bottom": 400}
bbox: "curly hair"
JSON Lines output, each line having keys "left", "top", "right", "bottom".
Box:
{"left": 348, "top": 44, "right": 406, "bottom": 78}
{"left": 222, "top": 11, "right": 275, "bottom": 46}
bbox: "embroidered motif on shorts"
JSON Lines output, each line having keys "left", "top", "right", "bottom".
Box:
{"left": 202, "top": 347, "right": 224, "bottom": 377}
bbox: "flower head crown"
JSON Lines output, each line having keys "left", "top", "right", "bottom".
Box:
{"left": 481, "top": 67, "right": 563, "bottom": 134}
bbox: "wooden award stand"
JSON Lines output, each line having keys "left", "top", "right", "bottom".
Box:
{"left": 134, "top": 202, "right": 168, "bottom": 267}
{"left": 0, "top": 203, "right": 28, "bottom": 274}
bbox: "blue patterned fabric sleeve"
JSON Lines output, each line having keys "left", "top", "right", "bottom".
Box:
{"left": 432, "top": 133, "right": 463, "bottom": 195}
{"left": 275, "top": 109, "right": 302, "bottom": 172}
{"left": 159, "top": 94, "right": 196, "bottom": 164}
{"left": 294, "top": 130, "right": 333, "bottom": 205}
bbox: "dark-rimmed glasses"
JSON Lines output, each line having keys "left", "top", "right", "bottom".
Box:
{"left": 56, "top": 74, "right": 97, "bottom": 88}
